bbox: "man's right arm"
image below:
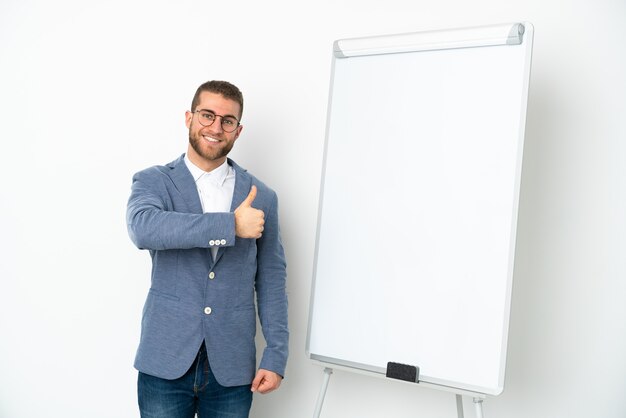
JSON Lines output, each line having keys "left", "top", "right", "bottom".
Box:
{"left": 126, "top": 169, "right": 235, "bottom": 251}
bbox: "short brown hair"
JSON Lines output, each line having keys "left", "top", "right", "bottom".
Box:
{"left": 191, "top": 80, "right": 244, "bottom": 120}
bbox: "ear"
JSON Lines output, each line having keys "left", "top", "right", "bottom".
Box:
{"left": 185, "top": 111, "right": 193, "bottom": 129}
{"left": 233, "top": 124, "right": 243, "bottom": 141}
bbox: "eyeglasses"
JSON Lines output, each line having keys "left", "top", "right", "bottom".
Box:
{"left": 192, "top": 109, "right": 240, "bottom": 133}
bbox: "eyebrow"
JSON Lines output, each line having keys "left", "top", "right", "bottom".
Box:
{"left": 197, "top": 108, "right": 239, "bottom": 121}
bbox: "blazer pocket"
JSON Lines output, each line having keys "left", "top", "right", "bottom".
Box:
{"left": 148, "top": 288, "right": 180, "bottom": 302}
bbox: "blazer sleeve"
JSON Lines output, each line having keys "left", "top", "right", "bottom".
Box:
{"left": 254, "top": 191, "right": 289, "bottom": 377}
{"left": 126, "top": 168, "right": 236, "bottom": 251}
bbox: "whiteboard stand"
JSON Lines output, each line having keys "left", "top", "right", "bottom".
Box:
{"left": 456, "top": 395, "right": 465, "bottom": 418}
{"left": 312, "top": 367, "right": 333, "bottom": 418}
{"left": 473, "top": 397, "right": 485, "bottom": 418}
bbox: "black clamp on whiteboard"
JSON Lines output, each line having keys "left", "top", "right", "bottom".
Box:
{"left": 386, "top": 362, "right": 420, "bottom": 383}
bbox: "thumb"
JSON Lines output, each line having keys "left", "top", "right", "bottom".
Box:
{"left": 241, "top": 185, "right": 257, "bottom": 208}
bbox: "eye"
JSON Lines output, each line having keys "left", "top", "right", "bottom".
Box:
{"left": 222, "top": 117, "right": 237, "bottom": 127}
{"left": 200, "top": 112, "right": 215, "bottom": 121}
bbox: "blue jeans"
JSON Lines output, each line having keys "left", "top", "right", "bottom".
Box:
{"left": 138, "top": 343, "right": 253, "bottom": 418}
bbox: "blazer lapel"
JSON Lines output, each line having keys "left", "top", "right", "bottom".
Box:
{"left": 214, "top": 159, "right": 251, "bottom": 265}
{"left": 228, "top": 159, "right": 252, "bottom": 212}
{"left": 167, "top": 154, "right": 204, "bottom": 214}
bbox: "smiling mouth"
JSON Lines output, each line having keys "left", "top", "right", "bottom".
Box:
{"left": 202, "top": 135, "right": 221, "bottom": 143}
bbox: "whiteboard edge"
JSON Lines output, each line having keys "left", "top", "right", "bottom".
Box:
{"left": 496, "top": 20, "right": 535, "bottom": 395}
{"left": 333, "top": 22, "right": 526, "bottom": 58}
{"left": 309, "top": 356, "right": 494, "bottom": 397}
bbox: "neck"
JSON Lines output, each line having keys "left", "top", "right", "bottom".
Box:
{"left": 186, "top": 144, "right": 227, "bottom": 172}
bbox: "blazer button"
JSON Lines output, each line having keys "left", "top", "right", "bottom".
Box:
{"left": 208, "top": 272, "right": 215, "bottom": 280}
{"left": 220, "top": 239, "right": 226, "bottom": 245}
{"left": 204, "top": 307, "right": 212, "bottom": 315}
{"left": 209, "top": 240, "right": 215, "bottom": 246}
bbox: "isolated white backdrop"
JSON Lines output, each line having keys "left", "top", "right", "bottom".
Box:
{"left": 1, "top": 1, "right": 625, "bottom": 418}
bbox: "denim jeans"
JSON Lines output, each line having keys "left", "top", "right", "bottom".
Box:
{"left": 138, "top": 343, "right": 253, "bottom": 418}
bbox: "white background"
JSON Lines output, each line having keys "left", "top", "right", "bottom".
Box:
{"left": 1, "top": 1, "right": 624, "bottom": 417}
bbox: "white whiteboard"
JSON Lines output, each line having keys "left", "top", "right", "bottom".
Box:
{"left": 306, "top": 23, "right": 533, "bottom": 396}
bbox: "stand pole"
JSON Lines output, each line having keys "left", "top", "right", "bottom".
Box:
{"left": 313, "top": 367, "right": 333, "bottom": 418}
{"left": 473, "top": 397, "right": 484, "bottom": 418}
{"left": 455, "top": 394, "right": 465, "bottom": 418}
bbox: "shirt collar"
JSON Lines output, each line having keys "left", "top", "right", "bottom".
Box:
{"left": 184, "top": 154, "right": 232, "bottom": 187}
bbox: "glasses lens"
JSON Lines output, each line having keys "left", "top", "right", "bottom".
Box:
{"left": 221, "top": 116, "right": 239, "bottom": 133}
{"left": 197, "top": 111, "right": 215, "bottom": 127}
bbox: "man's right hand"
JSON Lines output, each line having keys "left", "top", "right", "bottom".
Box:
{"left": 234, "top": 185, "right": 265, "bottom": 239}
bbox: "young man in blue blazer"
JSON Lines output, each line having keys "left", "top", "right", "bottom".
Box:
{"left": 126, "top": 80, "right": 288, "bottom": 418}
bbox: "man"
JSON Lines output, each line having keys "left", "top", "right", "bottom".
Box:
{"left": 126, "top": 80, "right": 288, "bottom": 418}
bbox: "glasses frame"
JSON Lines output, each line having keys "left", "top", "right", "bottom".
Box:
{"left": 192, "top": 109, "right": 241, "bottom": 133}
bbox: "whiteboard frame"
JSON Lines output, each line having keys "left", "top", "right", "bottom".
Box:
{"left": 306, "top": 22, "right": 534, "bottom": 397}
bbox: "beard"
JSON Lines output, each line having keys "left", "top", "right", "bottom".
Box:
{"left": 188, "top": 131, "right": 235, "bottom": 162}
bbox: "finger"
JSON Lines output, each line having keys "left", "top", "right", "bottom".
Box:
{"left": 257, "top": 379, "right": 274, "bottom": 394}
{"left": 258, "top": 383, "right": 273, "bottom": 394}
{"left": 251, "top": 373, "right": 263, "bottom": 392}
{"left": 241, "top": 185, "right": 257, "bottom": 207}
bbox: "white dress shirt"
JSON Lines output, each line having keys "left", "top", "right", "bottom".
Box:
{"left": 184, "top": 155, "right": 236, "bottom": 260}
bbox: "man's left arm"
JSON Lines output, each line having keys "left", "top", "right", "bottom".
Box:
{"left": 253, "top": 190, "right": 288, "bottom": 393}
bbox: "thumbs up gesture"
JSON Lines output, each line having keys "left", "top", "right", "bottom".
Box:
{"left": 234, "top": 185, "right": 265, "bottom": 239}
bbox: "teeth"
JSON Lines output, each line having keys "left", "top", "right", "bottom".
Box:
{"left": 203, "top": 135, "right": 220, "bottom": 143}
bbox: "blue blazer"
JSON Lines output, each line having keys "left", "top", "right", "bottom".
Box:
{"left": 126, "top": 154, "right": 288, "bottom": 386}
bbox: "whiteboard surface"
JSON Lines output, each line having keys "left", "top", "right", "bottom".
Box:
{"left": 307, "top": 24, "right": 533, "bottom": 396}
